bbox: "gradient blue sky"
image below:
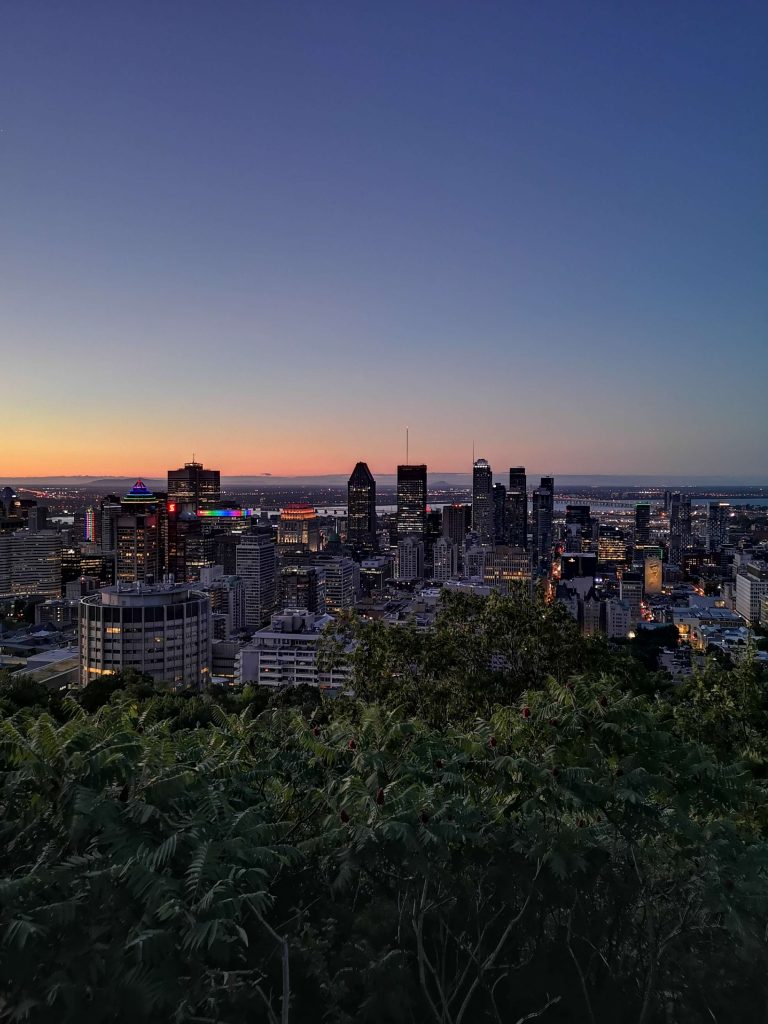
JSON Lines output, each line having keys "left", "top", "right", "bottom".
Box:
{"left": 2, "top": 1, "right": 766, "bottom": 478}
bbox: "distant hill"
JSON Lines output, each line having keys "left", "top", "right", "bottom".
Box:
{"left": 2, "top": 473, "right": 766, "bottom": 489}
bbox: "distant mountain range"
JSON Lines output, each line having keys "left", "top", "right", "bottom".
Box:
{"left": 3, "top": 473, "right": 766, "bottom": 489}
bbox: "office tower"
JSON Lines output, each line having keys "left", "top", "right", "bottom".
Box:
{"left": 482, "top": 546, "right": 531, "bottom": 594}
{"left": 360, "top": 556, "right": 393, "bottom": 597}
{"left": 397, "top": 465, "right": 427, "bottom": 539}
{"left": 634, "top": 503, "right": 651, "bottom": 547}
{"left": 492, "top": 483, "right": 507, "bottom": 544}
{"left": 532, "top": 476, "right": 554, "bottom": 575}
{"left": 214, "top": 532, "right": 243, "bottom": 575}
{"left": 279, "top": 564, "right": 327, "bottom": 615}
{"left": 597, "top": 526, "right": 627, "bottom": 570}
{"left": 432, "top": 536, "right": 458, "bottom": 583}
{"left": 116, "top": 480, "right": 166, "bottom": 584}
{"left": 79, "top": 582, "right": 211, "bottom": 689}
{"left": 471, "top": 459, "right": 494, "bottom": 544}
{"left": 277, "top": 505, "right": 321, "bottom": 552}
{"left": 100, "top": 495, "right": 122, "bottom": 554}
{"left": 347, "top": 462, "right": 377, "bottom": 552}
{"left": 116, "top": 513, "right": 161, "bottom": 584}
{"left": 669, "top": 492, "right": 692, "bottom": 565}
{"left": 236, "top": 531, "right": 277, "bottom": 627}
{"left": 167, "top": 461, "right": 220, "bottom": 510}
{"left": 396, "top": 536, "right": 425, "bottom": 581}
{"left": 506, "top": 468, "right": 528, "bottom": 549}
{"left": 565, "top": 505, "right": 591, "bottom": 548}
{"left": 166, "top": 504, "right": 215, "bottom": 583}
{"left": 0, "top": 487, "right": 48, "bottom": 533}
{"left": 707, "top": 503, "right": 730, "bottom": 553}
{"left": 443, "top": 503, "right": 471, "bottom": 546}
{"left": 311, "top": 555, "right": 360, "bottom": 613}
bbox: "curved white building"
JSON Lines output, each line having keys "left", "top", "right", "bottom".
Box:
{"left": 79, "top": 582, "right": 211, "bottom": 689}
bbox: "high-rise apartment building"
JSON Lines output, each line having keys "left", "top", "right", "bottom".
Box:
{"left": 506, "top": 468, "right": 528, "bottom": 549}
{"left": 167, "top": 461, "right": 220, "bottom": 510}
{"left": 532, "top": 476, "right": 554, "bottom": 575}
{"left": 397, "top": 465, "right": 427, "bottom": 539}
{"left": 471, "top": 459, "right": 494, "bottom": 545}
{"left": 236, "top": 531, "right": 277, "bottom": 628}
{"left": 431, "top": 536, "right": 458, "bottom": 583}
{"left": 396, "top": 536, "right": 425, "bottom": 581}
{"left": 347, "top": 462, "right": 377, "bottom": 551}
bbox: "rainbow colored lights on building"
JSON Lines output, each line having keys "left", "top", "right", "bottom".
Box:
{"left": 195, "top": 508, "right": 257, "bottom": 518}
{"left": 84, "top": 508, "right": 97, "bottom": 542}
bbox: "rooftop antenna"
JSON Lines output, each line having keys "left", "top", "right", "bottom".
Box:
{"left": 472, "top": 439, "right": 475, "bottom": 464}
{"left": 406, "top": 426, "right": 409, "bottom": 465}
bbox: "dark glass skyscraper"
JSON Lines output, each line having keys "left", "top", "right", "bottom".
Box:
{"left": 707, "top": 502, "right": 730, "bottom": 553}
{"left": 634, "top": 503, "right": 651, "bottom": 546}
{"left": 532, "top": 476, "right": 554, "bottom": 575}
{"left": 669, "top": 492, "right": 692, "bottom": 565}
{"left": 472, "top": 459, "right": 494, "bottom": 544}
{"left": 397, "top": 465, "right": 427, "bottom": 539}
{"left": 506, "top": 467, "right": 528, "bottom": 549}
{"left": 347, "top": 462, "right": 377, "bottom": 551}
{"left": 167, "top": 461, "right": 220, "bottom": 511}
{"left": 492, "top": 483, "right": 507, "bottom": 543}
{"left": 442, "top": 503, "right": 471, "bottom": 545}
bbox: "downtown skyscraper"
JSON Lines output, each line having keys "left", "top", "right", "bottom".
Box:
{"left": 167, "top": 461, "right": 220, "bottom": 510}
{"left": 397, "top": 464, "right": 427, "bottom": 539}
{"left": 347, "top": 462, "right": 377, "bottom": 551}
{"left": 532, "top": 476, "right": 555, "bottom": 575}
{"left": 471, "top": 459, "right": 494, "bottom": 545}
{"left": 669, "top": 492, "right": 692, "bottom": 565}
{"left": 505, "top": 467, "right": 528, "bottom": 549}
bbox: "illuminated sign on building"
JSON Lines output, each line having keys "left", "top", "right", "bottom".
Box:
{"left": 196, "top": 508, "right": 257, "bottom": 518}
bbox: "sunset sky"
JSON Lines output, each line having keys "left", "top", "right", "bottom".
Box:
{"left": 2, "top": 2, "right": 766, "bottom": 479}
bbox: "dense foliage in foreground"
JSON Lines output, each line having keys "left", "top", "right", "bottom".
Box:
{"left": 1, "top": 595, "right": 768, "bottom": 1023}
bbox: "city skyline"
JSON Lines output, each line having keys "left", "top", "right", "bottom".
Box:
{"left": 3, "top": 2, "right": 767, "bottom": 478}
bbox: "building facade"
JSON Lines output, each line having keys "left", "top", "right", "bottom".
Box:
{"left": 347, "top": 462, "right": 377, "bottom": 551}
{"left": 397, "top": 464, "right": 427, "bottom": 539}
{"left": 236, "top": 531, "right": 278, "bottom": 627}
{"left": 471, "top": 459, "right": 494, "bottom": 545}
{"left": 79, "top": 582, "right": 212, "bottom": 689}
